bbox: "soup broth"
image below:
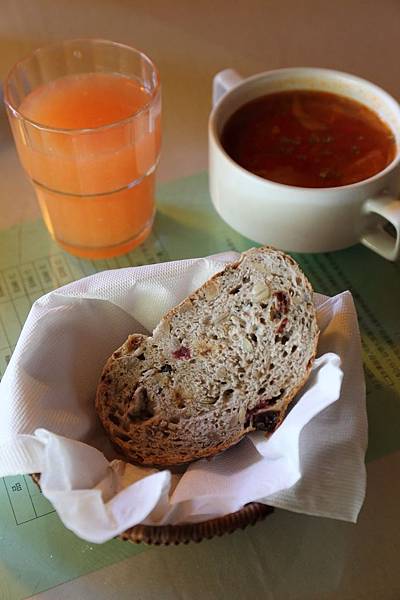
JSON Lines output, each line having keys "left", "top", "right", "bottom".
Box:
{"left": 221, "top": 90, "right": 396, "bottom": 188}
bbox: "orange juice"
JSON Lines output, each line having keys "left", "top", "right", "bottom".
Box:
{"left": 14, "top": 72, "right": 161, "bottom": 258}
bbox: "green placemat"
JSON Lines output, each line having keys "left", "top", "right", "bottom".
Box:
{"left": 1, "top": 171, "right": 400, "bottom": 599}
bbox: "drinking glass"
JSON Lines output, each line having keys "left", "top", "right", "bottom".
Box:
{"left": 4, "top": 39, "right": 161, "bottom": 259}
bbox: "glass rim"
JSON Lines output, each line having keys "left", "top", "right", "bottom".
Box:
{"left": 3, "top": 38, "right": 161, "bottom": 135}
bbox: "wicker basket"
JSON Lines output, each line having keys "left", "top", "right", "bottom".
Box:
{"left": 32, "top": 474, "right": 273, "bottom": 545}
{"left": 121, "top": 502, "right": 273, "bottom": 545}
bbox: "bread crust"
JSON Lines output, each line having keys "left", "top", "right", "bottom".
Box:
{"left": 96, "top": 247, "right": 319, "bottom": 467}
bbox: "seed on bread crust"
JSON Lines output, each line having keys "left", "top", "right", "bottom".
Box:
{"left": 204, "top": 281, "right": 219, "bottom": 300}
{"left": 242, "top": 338, "right": 253, "bottom": 353}
{"left": 252, "top": 282, "right": 271, "bottom": 302}
{"left": 214, "top": 311, "right": 230, "bottom": 325}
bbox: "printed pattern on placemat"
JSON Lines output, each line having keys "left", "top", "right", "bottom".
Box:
{"left": 3, "top": 475, "right": 55, "bottom": 525}
{"left": 0, "top": 233, "right": 170, "bottom": 379}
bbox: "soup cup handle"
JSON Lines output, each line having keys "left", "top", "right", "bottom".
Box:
{"left": 361, "top": 196, "right": 400, "bottom": 261}
{"left": 212, "top": 69, "right": 243, "bottom": 106}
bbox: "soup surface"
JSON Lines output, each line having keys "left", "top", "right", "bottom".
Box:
{"left": 221, "top": 90, "right": 396, "bottom": 188}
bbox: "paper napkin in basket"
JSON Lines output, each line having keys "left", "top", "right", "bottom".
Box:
{"left": 0, "top": 252, "right": 367, "bottom": 543}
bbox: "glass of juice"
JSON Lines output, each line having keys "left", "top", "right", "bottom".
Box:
{"left": 4, "top": 39, "right": 161, "bottom": 259}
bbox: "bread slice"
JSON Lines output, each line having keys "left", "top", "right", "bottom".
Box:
{"left": 96, "top": 247, "right": 319, "bottom": 467}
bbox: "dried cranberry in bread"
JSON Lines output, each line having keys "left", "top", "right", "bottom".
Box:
{"left": 96, "top": 247, "right": 319, "bottom": 467}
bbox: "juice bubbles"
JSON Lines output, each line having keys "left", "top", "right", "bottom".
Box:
{"left": 5, "top": 41, "right": 161, "bottom": 259}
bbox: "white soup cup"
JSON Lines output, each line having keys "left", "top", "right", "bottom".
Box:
{"left": 209, "top": 67, "right": 400, "bottom": 260}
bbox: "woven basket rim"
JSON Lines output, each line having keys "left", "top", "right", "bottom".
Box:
{"left": 121, "top": 502, "right": 273, "bottom": 545}
{"left": 32, "top": 474, "right": 273, "bottom": 545}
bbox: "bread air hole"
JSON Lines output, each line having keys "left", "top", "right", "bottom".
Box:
{"left": 229, "top": 285, "right": 241, "bottom": 295}
{"left": 222, "top": 389, "right": 233, "bottom": 403}
{"left": 174, "top": 390, "right": 185, "bottom": 409}
{"left": 109, "top": 413, "right": 121, "bottom": 426}
{"left": 128, "top": 386, "right": 154, "bottom": 420}
{"left": 253, "top": 410, "right": 280, "bottom": 432}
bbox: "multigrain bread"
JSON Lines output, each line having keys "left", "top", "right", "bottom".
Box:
{"left": 96, "top": 247, "right": 319, "bottom": 467}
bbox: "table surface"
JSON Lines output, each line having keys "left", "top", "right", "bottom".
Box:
{"left": 0, "top": 2, "right": 400, "bottom": 599}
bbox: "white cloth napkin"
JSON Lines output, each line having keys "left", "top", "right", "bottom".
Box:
{"left": 0, "top": 252, "right": 367, "bottom": 544}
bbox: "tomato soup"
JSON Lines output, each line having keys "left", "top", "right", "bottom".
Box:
{"left": 221, "top": 90, "right": 396, "bottom": 188}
